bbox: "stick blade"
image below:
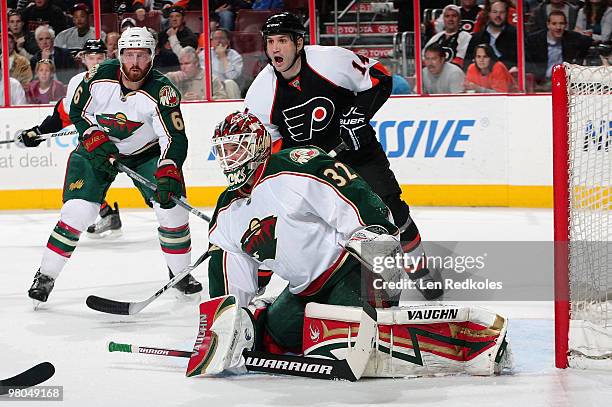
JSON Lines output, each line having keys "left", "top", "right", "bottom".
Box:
{"left": 86, "top": 295, "right": 130, "bottom": 315}
{"left": 0, "top": 362, "right": 55, "bottom": 394}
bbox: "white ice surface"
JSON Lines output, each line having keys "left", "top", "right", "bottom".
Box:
{"left": 1, "top": 207, "right": 612, "bottom": 406}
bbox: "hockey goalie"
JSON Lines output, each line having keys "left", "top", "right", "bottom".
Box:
{"left": 186, "top": 111, "right": 511, "bottom": 379}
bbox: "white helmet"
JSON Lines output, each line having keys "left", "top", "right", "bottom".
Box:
{"left": 118, "top": 27, "right": 156, "bottom": 57}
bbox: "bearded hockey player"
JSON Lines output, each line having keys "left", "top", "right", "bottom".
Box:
{"left": 17, "top": 39, "right": 123, "bottom": 238}
{"left": 27, "top": 27, "right": 202, "bottom": 306}
{"left": 186, "top": 112, "right": 511, "bottom": 378}
{"left": 244, "top": 12, "right": 442, "bottom": 301}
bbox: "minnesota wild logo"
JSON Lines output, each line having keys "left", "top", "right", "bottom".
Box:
{"left": 96, "top": 113, "right": 143, "bottom": 140}
{"left": 240, "top": 215, "right": 278, "bottom": 261}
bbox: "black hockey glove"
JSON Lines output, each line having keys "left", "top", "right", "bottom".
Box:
{"left": 338, "top": 105, "right": 376, "bottom": 150}
{"left": 17, "top": 126, "right": 44, "bottom": 147}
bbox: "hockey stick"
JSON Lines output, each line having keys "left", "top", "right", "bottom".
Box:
{"left": 328, "top": 141, "right": 348, "bottom": 158}
{"left": 0, "top": 362, "right": 55, "bottom": 395}
{"left": 107, "top": 302, "right": 376, "bottom": 381}
{"left": 0, "top": 129, "right": 77, "bottom": 145}
{"left": 86, "top": 251, "right": 211, "bottom": 315}
{"left": 111, "top": 160, "right": 211, "bottom": 223}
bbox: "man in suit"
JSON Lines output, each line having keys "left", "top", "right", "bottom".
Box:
{"left": 525, "top": 10, "right": 593, "bottom": 91}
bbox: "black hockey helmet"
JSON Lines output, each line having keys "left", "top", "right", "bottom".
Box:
{"left": 82, "top": 39, "right": 107, "bottom": 54}
{"left": 261, "top": 12, "right": 306, "bottom": 41}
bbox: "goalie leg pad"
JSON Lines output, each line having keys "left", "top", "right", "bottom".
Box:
{"left": 186, "top": 295, "right": 255, "bottom": 377}
{"left": 303, "top": 303, "right": 511, "bottom": 377}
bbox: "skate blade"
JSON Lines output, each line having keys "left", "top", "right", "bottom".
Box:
{"left": 172, "top": 289, "right": 202, "bottom": 302}
{"left": 86, "top": 229, "right": 123, "bottom": 239}
{"left": 32, "top": 299, "right": 44, "bottom": 310}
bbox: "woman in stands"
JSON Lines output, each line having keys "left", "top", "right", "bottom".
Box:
{"left": 26, "top": 60, "right": 66, "bottom": 104}
{"left": 464, "top": 44, "right": 514, "bottom": 93}
{"left": 574, "top": 0, "right": 612, "bottom": 43}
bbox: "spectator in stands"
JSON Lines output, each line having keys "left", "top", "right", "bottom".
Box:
{"left": 473, "top": 0, "right": 517, "bottom": 33}
{"left": 422, "top": 43, "right": 465, "bottom": 94}
{"left": 7, "top": 32, "right": 34, "bottom": 90}
{"left": 152, "top": 29, "right": 180, "bottom": 73}
{"left": 525, "top": 10, "right": 593, "bottom": 90}
{"left": 424, "top": 4, "right": 473, "bottom": 68}
{"left": 435, "top": 0, "right": 483, "bottom": 34}
{"left": 166, "top": 46, "right": 228, "bottom": 100}
{"left": 464, "top": 0, "right": 518, "bottom": 71}
{"left": 531, "top": 0, "right": 579, "bottom": 32}
{"left": 0, "top": 61, "right": 28, "bottom": 105}
{"left": 26, "top": 59, "right": 67, "bottom": 104}
{"left": 101, "top": 1, "right": 131, "bottom": 13}
{"left": 464, "top": 43, "right": 514, "bottom": 92}
{"left": 392, "top": 74, "right": 412, "bottom": 94}
{"left": 105, "top": 32, "right": 121, "bottom": 59}
{"left": 8, "top": 9, "right": 39, "bottom": 60}
{"left": 21, "top": 0, "right": 67, "bottom": 34}
{"left": 158, "top": 5, "right": 198, "bottom": 65}
{"left": 31, "top": 25, "right": 77, "bottom": 83}
{"left": 132, "top": 0, "right": 202, "bottom": 20}
{"left": 120, "top": 17, "right": 137, "bottom": 32}
{"left": 54, "top": 3, "right": 107, "bottom": 51}
{"left": 210, "top": 28, "right": 243, "bottom": 98}
{"left": 210, "top": 0, "right": 253, "bottom": 31}
{"left": 574, "top": 0, "right": 612, "bottom": 43}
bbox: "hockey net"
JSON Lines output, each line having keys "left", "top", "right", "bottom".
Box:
{"left": 553, "top": 63, "right": 612, "bottom": 369}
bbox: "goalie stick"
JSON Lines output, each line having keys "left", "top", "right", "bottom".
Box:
{"left": 111, "top": 160, "right": 211, "bottom": 223}
{"left": 107, "top": 303, "right": 376, "bottom": 381}
{"left": 86, "top": 251, "right": 211, "bottom": 315}
{"left": 0, "top": 362, "right": 55, "bottom": 395}
{"left": 0, "top": 128, "right": 77, "bottom": 145}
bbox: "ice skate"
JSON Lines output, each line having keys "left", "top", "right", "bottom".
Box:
{"left": 87, "top": 202, "right": 122, "bottom": 238}
{"left": 28, "top": 270, "right": 55, "bottom": 309}
{"left": 170, "top": 269, "right": 202, "bottom": 295}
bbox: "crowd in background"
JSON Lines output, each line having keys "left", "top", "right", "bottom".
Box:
{"left": 1, "top": 0, "right": 612, "bottom": 105}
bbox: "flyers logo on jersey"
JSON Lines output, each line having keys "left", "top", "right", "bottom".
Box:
{"left": 96, "top": 112, "right": 143, "bottom": 140}
{"left": 282, "top": 97, "right": 335, "bottom": 142}
{"left": 240, "top": 215, "right": 278, "bottom": 261}
{"left": 159, "top": 85, "right": 179, "bottom": 107}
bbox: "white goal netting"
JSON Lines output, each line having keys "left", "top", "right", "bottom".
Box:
{"left": 564, "top": 63, "right": 612, "bottom": 368}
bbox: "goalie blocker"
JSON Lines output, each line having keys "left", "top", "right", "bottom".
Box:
{"left": 187, "top": 296, "right": 510, "bottom": 378}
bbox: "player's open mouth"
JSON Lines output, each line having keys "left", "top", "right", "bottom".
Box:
{"left": 274, "top": 57, "right": 284, "bottom": 64}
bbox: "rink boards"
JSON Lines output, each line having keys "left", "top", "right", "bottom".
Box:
{"left": 0, "top": 95, "right": 554, "bottom": 209}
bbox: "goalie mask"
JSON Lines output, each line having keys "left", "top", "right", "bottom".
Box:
{"left": 212, "top": 112, "right": 271, "bottom": 191}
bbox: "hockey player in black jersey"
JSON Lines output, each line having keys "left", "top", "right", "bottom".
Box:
{"left": 244, "top": 12, "right": 442, "bottom": 301}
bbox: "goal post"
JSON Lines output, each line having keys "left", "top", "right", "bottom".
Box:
{"left": 552, "top": 63, "right": 612, "bottom": 369}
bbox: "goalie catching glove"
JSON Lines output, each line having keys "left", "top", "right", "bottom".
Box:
{"left": 155, "top": 160, "right": 184, "bottom": 209}
{"left": 345, "top": 225, "right": 443, "bottom": 301}
{"left": 16, "top": 126, "right": 44, "bottom": 148}
{"left": 81, "top": 127, "right": 119, "bottom": 176}
{"left": 338, "top": 105, "right": 376, "bottom": 150}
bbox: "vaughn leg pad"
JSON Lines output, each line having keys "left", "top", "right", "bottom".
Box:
{"left": 303, "top": 303, "right": 511, "bottom": 377}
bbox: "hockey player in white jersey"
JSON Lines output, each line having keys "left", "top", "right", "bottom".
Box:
{"left": 244, "top": 12, "right": 442, "bottom": 301}
{"left": 27, "top": 28, "right": 202, "bottom": 306}
{"left": 186, "top": 111, "right": 510, "bottom": 378}
{"left": 17, "top": 39, "right": 123, "bottom": 238}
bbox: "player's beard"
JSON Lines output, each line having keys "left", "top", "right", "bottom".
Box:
{"left": 122, "top": 62, "right": 151, "bottom": 83}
